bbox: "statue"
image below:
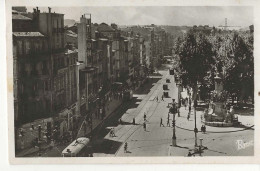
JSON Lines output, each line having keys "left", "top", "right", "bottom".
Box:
{"left": 204, "top": 72, "right": 230, "bottom": 124}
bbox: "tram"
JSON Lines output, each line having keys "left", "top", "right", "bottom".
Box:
{"left": 61, "top": 137, "right": 90, "bottom": 157}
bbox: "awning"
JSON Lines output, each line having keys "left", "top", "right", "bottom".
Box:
{"left": 113, "top": 82, "right": 123, "bottom": 85}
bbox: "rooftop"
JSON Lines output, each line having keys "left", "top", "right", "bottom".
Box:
{"left": 99, "top": 38, "right": 108, "bottom": 41}
{"left": 66, "top": 30, "right": 77, "bottom": 38}
{"left": 13, "top": 32, "right": 45, "bottom": 37}
{"left": 65, "top": 49, "right": 78, "bottom": 54}
{"left": 12, "top": 13, "right": 31, "bottom": 20}
{"left": 97, "top": 23, "right": 115, "bottom": 32}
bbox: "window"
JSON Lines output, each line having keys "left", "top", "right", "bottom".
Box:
{"left": 57, "top": 20, "right": 59, "bottom": 30}
{"left": 54, "top": 80, "right": 57, "bottom": 91}
{"left": 44, "top": 80, "right": 49, "bottom": 91}
{"left": 18, "top": 41, "right": 23, "bottom": 55}
{"left": 87, "top": 50, "right": 91, "bottom": 57}
{"left": 25, "top": 41, "right": 30, "bottom": 54}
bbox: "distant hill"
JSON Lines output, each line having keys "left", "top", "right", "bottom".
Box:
{"left": 64, "top": 19, "right": 76, "bottom": 27}
{"left": 119, "top": 25, "right": 192, "bottom": 40}
{"left": 161, "top": 25, "right": 191, "bottom": 40}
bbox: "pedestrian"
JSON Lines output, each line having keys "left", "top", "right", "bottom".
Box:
{"left": 189, "top": 105, "right": 191, "bottom": 115}
{"left": 160, "top": 118, "right": 164, "bottom": 127}
{"left": 110, "top": 128, "right": 113, "bottom": 137}
{"left": 31, "top": 124, "right": 35, "bottom": 130}
{"left": 118, "top": 118, "right": 122, "bottom": 124}
{"left": 177, "top": 107, "right": 180, "bottom": 117}
{"left": 156, "top": 96, "right": 159, "bottom": 102}
{"left": 133, "top": 118, "right": 135, "bottom": 125}
{"left": 112, "top": 128, "right": 116, "bottom": 137}
{"left": 161, "top": 94, "right": 164, "bottom": 101}
{"left": 124, "top": 142, "right": 128, "bottom": 153}
{"left": 143, "top": 122, "right": 146, "bottom": 131}
{"left": 203, "top": 125, "right": 206, "bottom": 133}
{"left": 19, "top": 128, "right": 24, "bottom": 137}
{"left": 187, "top": 114, "right": 190, "bottom": 121}
{"left": 167, "top": 117, "right": 170, "bottom": 127}
{"left": 201, "top": 125, "right": 204, "bottom": 132}
{"left": 144, "top": 112, "right": 147, "bottom": 122}
{"left": 99, "top": 108, "right": 103, "bottom": 119}
{"left": 185, "top": 97, "right": 188, "bottom": 110}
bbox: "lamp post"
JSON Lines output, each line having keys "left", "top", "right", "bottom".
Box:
{"left": 172, "top": 111, "right": 177, "bottom": 146}
{"left": 194, "top": 81, "right": 201, "bottom": 147}
{"left": 176, "top": 80, "right": 181, "bottom": 117}
{"left": 169, "top": 101, "right": 177, "bottom": 147}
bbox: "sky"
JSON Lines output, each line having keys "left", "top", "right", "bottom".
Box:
{"left": 26, "top": 6, "right": 253, "bottom": 27}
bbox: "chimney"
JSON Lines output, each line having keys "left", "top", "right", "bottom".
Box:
{"left": 48, "top": 7, "right": 51, "bottom": 13}
{"left": 33, "top": 8, "right": 36, "bottom": 13}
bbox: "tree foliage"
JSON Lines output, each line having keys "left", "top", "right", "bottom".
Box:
{"left": 173, "top": 30, "right": 254, "bottom": 103}
{"left": 173, "top": 31, "right": 215, "bottom": 101}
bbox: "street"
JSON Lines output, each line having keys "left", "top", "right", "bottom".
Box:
{"left": 91, "top": 65, "right": 254, "bottom": 157}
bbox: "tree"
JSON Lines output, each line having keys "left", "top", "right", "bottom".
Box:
{"left": 224, "top": 33, "right": 254, "bottom": 103}
{"left": 173, "top": 32, "right": 215, "bottom": 104}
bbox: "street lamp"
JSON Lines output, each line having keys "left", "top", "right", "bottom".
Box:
{"left": 176, "top": 80, "right": 182, "bottom": 117}
{"left": 172, "top": 112, "right": 176, "bottom": 146}
{"left": 194, "top": 81, "right": 201, "bottom": 147}
{"left": 169, "top": 101, "right": 177, "bottom": 147}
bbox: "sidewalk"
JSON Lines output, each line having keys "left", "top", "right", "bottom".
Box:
{"left": 79, "top": 96, "right": 123, "bottom": 137}
{"left": 16, "top": 95, "right": 123, "bottom": 157}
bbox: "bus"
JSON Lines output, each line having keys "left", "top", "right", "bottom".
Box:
{"left": 61, "top": 137, "right": 90, "bottom": 157}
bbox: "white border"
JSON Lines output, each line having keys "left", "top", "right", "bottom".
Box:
{"left": 5, "top": 0, "right": 260, "bottom": 164}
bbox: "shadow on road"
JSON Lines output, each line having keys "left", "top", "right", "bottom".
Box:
{"left": 89, "top": 95, "right": 145, "bottom": 154}
{"left": 88, "top": 73, "right": 166, "bottom": 155}
{"left": 92, "top": 139, "right": 123, "bottom": 154}
{"left": 134, "top": 78, "right": 161, "bottom": 95}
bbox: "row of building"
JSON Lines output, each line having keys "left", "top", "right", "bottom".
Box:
{"left": 12, "top": 7, "right": 173, "bottom": 150}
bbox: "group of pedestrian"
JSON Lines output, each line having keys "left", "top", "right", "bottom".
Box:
{"left": 112, "top": 91, "right": 124, "bottom": 100}
{"left": 110, "top": 128, "right": 116, "bottom": 137}
{"left": 153, "top": 94, "right": 165, "bottom": 102}
{"left": 153, "top": 95, "right": 159, "bottom": 102}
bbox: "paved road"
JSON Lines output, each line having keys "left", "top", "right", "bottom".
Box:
{"left": 92, "top": 66, "right": 254, "bottom": 157}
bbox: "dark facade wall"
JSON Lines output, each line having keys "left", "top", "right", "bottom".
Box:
{"left": 38, "top": 13, "right": 65, "bottom": 50}
{"left": 12, "top": 19, "right": 34, "bottom": 32}
{"left": 14, "top": 36, "right": 53, "bottom": 124}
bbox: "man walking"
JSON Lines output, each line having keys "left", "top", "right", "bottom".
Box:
{"left": 144, "top": 112, "right": 147, "bottom": 122}
{"left": 143, "top": 122, "right": 147, "bottom": 131}
{"left": 167, "top": 116, "right": 170, "bottom": 127}
{"left": 185, "top": 97, "right": 188, "bottom": 110}
{"left": 161, "top": 94, "right": 164, "bottom": 101}
{"left": 189, "top": 105, "right": 191, "bottom": 116}
{"left": 124, "top": 142, "right": 128, "bottom": 153}
{"left": 160, "top": 118, "right": 165, "bottom": 127}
